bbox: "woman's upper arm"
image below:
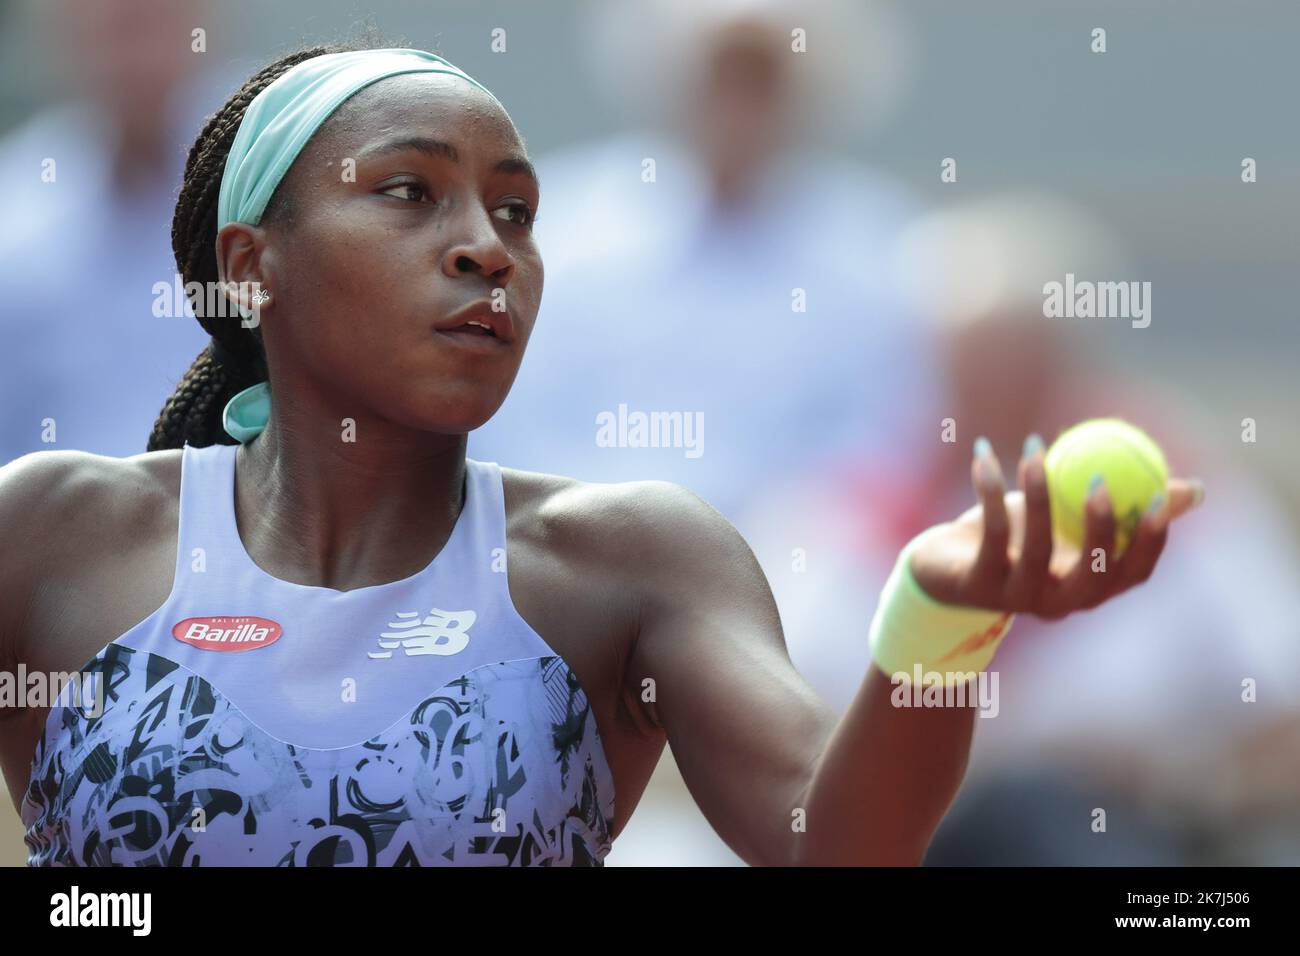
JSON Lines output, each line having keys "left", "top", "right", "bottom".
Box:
{"left": 0, "top": 452, "right": 88, "bottom": 666}
{"left": 622, "top": 481, "right": 839, "bottom": 867}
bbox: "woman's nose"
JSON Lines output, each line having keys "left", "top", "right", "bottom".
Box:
{"left": 442, "top": 205, "right": 514, "bottom": 283}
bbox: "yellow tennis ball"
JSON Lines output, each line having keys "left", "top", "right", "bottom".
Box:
{"left": 1043, "top": 418, "right": 1168, "bottom": 556}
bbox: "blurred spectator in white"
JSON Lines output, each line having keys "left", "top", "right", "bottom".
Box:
{"left": 889, "top": 192, "right": 1300, "bottom": 864}
{"left": 0, "top": 0, "right": 230, "bottom": 461}
{"left": 468, "top": 0, "right": 940, "bottom": 865}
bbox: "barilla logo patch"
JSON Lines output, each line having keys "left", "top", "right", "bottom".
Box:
{"left": 172, "top": 616, "right": 283, "bottom": 652}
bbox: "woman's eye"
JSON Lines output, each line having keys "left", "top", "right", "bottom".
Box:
{"left": 379, "top": 184, "right": 533, "bottom": 226}
{"left": 495, "top": 202, "right": 537, "bottom": 228}
{"left": 380, "top": 182, "right": 429, "bottom": 202}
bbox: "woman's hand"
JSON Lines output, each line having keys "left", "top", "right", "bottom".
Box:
{"left": 909, "top": 434, "right": 1204, "bottom": 619}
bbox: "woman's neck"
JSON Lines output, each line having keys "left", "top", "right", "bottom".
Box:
{"left": 231, "top": 413, "right": 470, "bottom": 592}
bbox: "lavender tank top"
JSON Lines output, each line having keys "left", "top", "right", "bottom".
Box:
{"left": 22, "top": 441, "right": 615, "bottom": 866}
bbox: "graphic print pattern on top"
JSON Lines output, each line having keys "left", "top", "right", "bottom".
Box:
{"left": 22, "top": 442, "right": 615, "bottom": 866}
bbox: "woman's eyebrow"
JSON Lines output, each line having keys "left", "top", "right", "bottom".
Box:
{"left": 356, "top": 135, "right": 539, "bottom": 187}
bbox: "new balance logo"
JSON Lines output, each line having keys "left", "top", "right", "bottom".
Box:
{"left": 368, "top": 608, "right": 476, "bottom": 658}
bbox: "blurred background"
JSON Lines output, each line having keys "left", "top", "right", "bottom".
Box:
{"left": 1, "top": 0, "right": 1298, "bottom": 866}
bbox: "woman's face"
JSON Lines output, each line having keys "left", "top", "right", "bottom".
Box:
{"left": 230, "top": 71, "right": 543, "bottom": 435}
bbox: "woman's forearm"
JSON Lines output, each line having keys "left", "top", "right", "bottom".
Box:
{"left": 792, "top": 666, "right": 977, "bottom": 865}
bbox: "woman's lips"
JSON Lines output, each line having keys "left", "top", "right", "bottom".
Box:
{"left": 435, "top": 300, "right": 515, "bottom": 340}
{"left": 432, "top": 326, "right": 511, "bottom": 352}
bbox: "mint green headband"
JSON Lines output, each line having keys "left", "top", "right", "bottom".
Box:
{"left": 217, "top": 47, "right": 501, "bottom": 229}
{"left": 217, "top": 48, "right": 501, "bottom": 442}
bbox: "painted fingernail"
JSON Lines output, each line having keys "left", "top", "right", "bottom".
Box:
{"left": 1189, "top": 478, "right": 1205, "bottom": 508}
{"left": 1145, "top": 492, "right": 1165, "bottom": 516}
{"left": 1086, "top": 473, "right": 1107, "bottom": 504}
{"left": 1022, "top": 433, "right": 1044, "bottom": 461}
{"left": 974, "top": 436, "right": 992, "bottom": 460}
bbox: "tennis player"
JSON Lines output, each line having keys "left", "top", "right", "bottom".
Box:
{"left": 0, "top": 43, "right": 1201, "bottom": 866}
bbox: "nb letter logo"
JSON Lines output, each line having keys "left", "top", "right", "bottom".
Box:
{"left": 369, "top": 607, "right": 476, "bottom": 659}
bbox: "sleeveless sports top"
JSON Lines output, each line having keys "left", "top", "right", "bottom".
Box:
{"left": 22, "top": 442, "right": 616, "bottom": 866}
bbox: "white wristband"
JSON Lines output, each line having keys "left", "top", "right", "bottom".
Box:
{"left": 868, "top": 526, "right": 1015, "bottom": 687}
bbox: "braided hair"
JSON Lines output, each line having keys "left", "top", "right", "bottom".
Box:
{"left": 148, "top": 37, "right": 391, "bottom": 450}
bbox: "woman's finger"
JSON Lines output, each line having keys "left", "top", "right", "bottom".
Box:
{"left": 1165, "top": 478, "right": 1206, "bottom": 520}
{"left": 1006, "top": 433, "right": 1052, "bottom": 610}
{"left": 1059, "top": 474, "right": 1116, "bottom": 610}
{"left": 968, "top": 436, "right": 1011, "bottom": 588}
{"left": 1115, "top": 492, "right": 1170, "bottom": 590}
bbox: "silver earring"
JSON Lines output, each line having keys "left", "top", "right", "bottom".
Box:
{"left": 251, "top": 289, "right": 271, "bottom": 305}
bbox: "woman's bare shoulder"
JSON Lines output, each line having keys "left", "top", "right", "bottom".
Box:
{"left": 0, "top": 447, "right": 181, "bottom": 518}
{"left": 0, "top": 448, "right": 183, "bottom": 590}
{"left": 497, "top": 464, "right": 736, "bottom": 569}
